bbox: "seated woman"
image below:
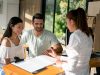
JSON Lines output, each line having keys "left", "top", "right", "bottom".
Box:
{"left": 0, "top": 17, "right": 25, "bottom": 66}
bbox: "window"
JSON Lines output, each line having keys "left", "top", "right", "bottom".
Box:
{"left": 45, "top": 0, "right": 87, "bottom": 45}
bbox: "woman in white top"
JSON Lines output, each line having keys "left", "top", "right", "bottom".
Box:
{"left": 0, "top": 17, "right": 24, "bottom": 65}
{"left": 49, "top": 8, "right": 93, "bottom": 75}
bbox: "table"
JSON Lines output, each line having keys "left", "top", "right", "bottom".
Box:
{"left": 3, "top": 49, "right": 100, "bottom": 75}
{"left": 89, "top": 57, "right": 100, "bottom": 74}
{"left": 3, "top": 64, "right": 63, "bottom": 75}
{"left": 89, "top": 57, "right": 100, "bottom": 67}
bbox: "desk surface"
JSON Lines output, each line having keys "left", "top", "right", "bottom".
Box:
{"left": 3, "top": 57, "right": 100, "bottom": 75}
{"left": 3, "top": 64, "right": 63, "bottom": 75}
{"left": 89, "top": 57, "right": 100, "bottom": 67}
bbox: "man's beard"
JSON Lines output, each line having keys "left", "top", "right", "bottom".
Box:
{"left": 35, "top": 27, "right": 43, "bottom": 32}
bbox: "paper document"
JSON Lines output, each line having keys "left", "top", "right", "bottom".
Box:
{"left": 12, "top": 55, "right": 56, "bottom": 73}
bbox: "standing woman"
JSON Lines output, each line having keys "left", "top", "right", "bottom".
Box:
{"left": 0, "top": 17, "right": 25, "bottom": 66}
{"left": 49, "top": 8, "right": 93, "bottom": 75}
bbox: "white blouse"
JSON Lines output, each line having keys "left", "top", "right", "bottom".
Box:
{"left": 60, "top": 29, "right": 93, "bottom": 75}
{"left": 0, "top": 38, "right": 24, "bottom": 64}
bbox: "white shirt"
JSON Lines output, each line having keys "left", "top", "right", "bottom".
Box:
{"left": 0, "top": 38, "right": 24, "bottom": 65}
{"left": 21, "top": 29, "right": 59, "bottom": 57}
{"left": 60, "top": 29, "right": 93, "bottom": 75}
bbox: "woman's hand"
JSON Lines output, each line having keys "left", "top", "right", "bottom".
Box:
{"left": 56, "top": 59, "right": 62, "bottom": 67}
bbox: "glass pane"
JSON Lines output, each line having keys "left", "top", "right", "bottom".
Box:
{"left": 45, "top": 0, "right": 55, "bottom": 32}
{"left": 69, "top": 0, "right": 86, "bottom": 10}
{"left": 55, "top": 0, "right": 68, "bottom": 45}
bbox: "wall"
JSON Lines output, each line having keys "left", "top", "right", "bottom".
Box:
{"left": 0, "top": 0, "right": 19, "bottom": 31}
{"left": 94, "top": 14, "right": 100, "bottom": 51}
{"left": 88, "top": 1, "right": 100, "bottom": 16}
{"left": 19, "top": 0, "right": 42, "bottom": 30}
{"left": 0, "top": 0, "right": 7, "bottom": 30}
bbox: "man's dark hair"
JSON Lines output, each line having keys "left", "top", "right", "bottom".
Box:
{"left": 32, "top": 13, "right": 44, "bottom": 21}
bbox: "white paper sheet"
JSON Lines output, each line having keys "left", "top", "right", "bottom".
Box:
{"left": 12, "top": 55, "right": 56, "bottom": 73}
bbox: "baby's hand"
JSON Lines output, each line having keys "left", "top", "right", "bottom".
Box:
{"left": 48, "top": 47, "right": 57, "bottom": 58}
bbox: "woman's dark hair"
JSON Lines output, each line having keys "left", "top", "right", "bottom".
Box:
{"left": 1, "top": 17, "right": 23, "bottom": 42}
{"left": 66, "top": 8, "right": 91, "bottom": 37}
{"left": 32, "top": 13, "right": 44, "bottom": 21}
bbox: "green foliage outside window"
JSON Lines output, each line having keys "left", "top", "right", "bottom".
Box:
{"left": 54, "top": 0, "right": 68, "bottom": 38}
{"left": 55, "top": 14, "right": 66, "bottom": 38}
{"left": 69, "top": 0, "right": 86, "bottom": 10}
{"left": 54, "top": 0, "right": 86, "bottom": 38}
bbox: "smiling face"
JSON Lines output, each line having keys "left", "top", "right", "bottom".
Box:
{"left": 12, "top": 23, "right": 24, "bottom": 35}
{"left": 32, "top": 19, "right": 44, "bottom": 32}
